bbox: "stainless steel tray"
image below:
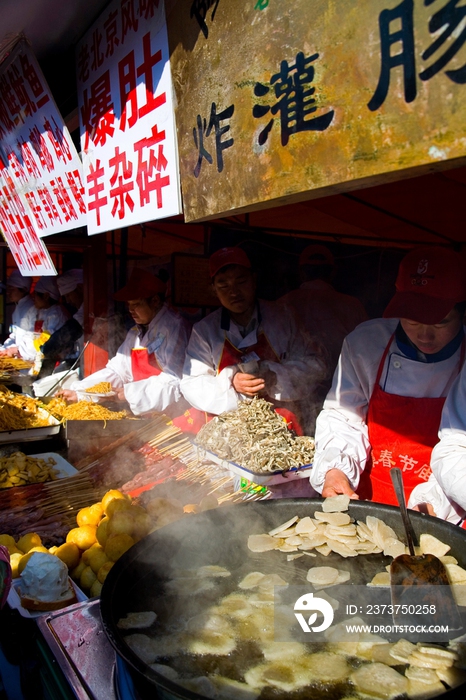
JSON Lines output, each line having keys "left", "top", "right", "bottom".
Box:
{"left": 198, "top": 446, "right": 312, "bottom": 485}
{"left": 0, "top": 407, "right": 61, "bottom": 443}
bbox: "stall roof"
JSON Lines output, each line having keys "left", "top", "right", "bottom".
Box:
{"left": 0, "top": 0, "right": 110, "bottom": 58}
{"left": 1, "top": 0, "right": 465, "bottom": 252}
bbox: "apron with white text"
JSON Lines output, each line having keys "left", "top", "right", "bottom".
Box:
{"left": 357, "top": 334, "right": 464, "bottom": 505}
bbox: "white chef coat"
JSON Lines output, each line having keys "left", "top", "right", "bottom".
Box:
{"left": 2, "top": 294, "right": 35, "bottom": 348}
{"left": 17, "top": 304, "right": 70, "bottom": 361}
{"left": 70, "top": 304, "right": 190, "bottom": 416}
{"left": 411, "top": 365, "right": 466, "bottom": 523}
{"left": 180, "top": 299, "right": 327, "bottom": 416}
{"left": 311, "top": 318, "right": 464, "bottom": 494}
{"left": 280, "top": 280, "right": 367, "bottom": 371}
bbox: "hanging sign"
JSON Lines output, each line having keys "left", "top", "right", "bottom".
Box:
{"left": 0, "top": 37, "right": 87, "bottom": 255}
{"left": 76, "top": 0, "right": 181, "bottom": 235}
{"left": 167, "top": 0, "right": 466, "bottom": 222}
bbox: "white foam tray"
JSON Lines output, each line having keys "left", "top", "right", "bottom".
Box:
{"left": 8, "top": 577, "right": 87, "bottom": 618}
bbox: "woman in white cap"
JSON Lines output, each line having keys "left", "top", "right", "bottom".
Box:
{"left": 59, "top": 268, "right": 190, "bottom": 417}
{"left": 16, "top": 277, "right": 69, "bottom": 361}
{"left": 311, "top": 246, "right": 466, "bottom": 509}
{"left": 38, "top": 270, "right": 85, "bottom": 365}
{"left": 0, "top": 269, "right": 35, "bottom": 356}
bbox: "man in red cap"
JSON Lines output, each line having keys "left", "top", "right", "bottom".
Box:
{"left": 180, "top": 247, "right": 327, "bottom": 433}
{"left": 310, "top": 246, "right": 466, "bottom": 507}
{"left": 60, "top": 268, "right": 190, "bottom": 416}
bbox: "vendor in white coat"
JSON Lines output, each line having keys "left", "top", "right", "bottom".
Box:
{"left": 180, "top": 247, "right": 328, "bottom": 434}
{"left": 59, "top": 269, "right": 190, "bottom": 417}
{"left": 16, "top": 277, "right": 69, "bottom": 361}
{"left": 38, "top": 269, "right": 85, "bottom": 366}
{"left": 0, "top": 270, "right": 34, "bottom": 355}
{"left": 408, "top": 364, "right": 466, "bottom": 524}
{"left": 311, "top": 246, "right": 466, "bottom": 507}
{"left": 57, "top": 269, "right": 84, "bottom": 327}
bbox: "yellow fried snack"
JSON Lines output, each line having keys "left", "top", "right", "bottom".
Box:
{"left": 85, "top": 382, "right": 112, "bottom": 394}
{"left": 0, "top": 358, "right": 32, "bottom": 371}
{"left": 0, "top": 452, "right": 59, "bottom": 489}
{"left": 47, "top": 400, "right": 126, "bottom": 421}
{"left": 0, "top": 385, "right": 56, "bottom": 431}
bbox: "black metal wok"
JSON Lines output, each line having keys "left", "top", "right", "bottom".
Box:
{"left": 100, "top": 499, "right": 466, "bottom": 700}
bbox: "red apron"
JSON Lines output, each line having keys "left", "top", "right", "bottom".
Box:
{"left": 131, "top": 346, "right": 162, "bottom": 381}
{"left": 357, "top": 334, "right": 464, "bottom": 506}
{"left": 173, "top": 332, "right": 303, "bottom": 435}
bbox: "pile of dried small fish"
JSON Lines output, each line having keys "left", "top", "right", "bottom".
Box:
{"left": 195, "top": 398, "right": 315, "bottom": 474}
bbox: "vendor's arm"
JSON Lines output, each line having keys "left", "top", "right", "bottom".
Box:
{"left": 181, "top": 326, "right": 240, "bottom": 414}
{"left": 69, "top": 361, "right": 127, "bottom": 400}
{"left": 123, "top": 374, "right": 183, "bottom": 415}
{"left": 68, "top": 340, "right": 133, "bottom": 400}
{"left": 16, "top": 306, "right": 70, "bottom": 361}
{"left": 429, "top": 368, "right": 466, "bottom": 512}
{"left": 408, "top": 473, "right": 466, "bottom": 524}
{"left": 310, "top": 336, "right": 372, "bottom": 494}
{"left": 120, "top": 312, "right": 190, "bottom": 415}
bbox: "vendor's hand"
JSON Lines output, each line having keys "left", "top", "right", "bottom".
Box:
{"left": 322, "top": 468, "right": 359, "bottom": 499}
{"left": 55, "top": 389, "right": 77, "bottom": 402}
{"left": 411, "top": 502, "right": 436, "bottom": 517}
{"left": 116, "top": 387, "right": 126, "bottom": 402}
{"left": 232, "top": 372, "right": 266, "bottom": 397}
{"left": 1, "top": 346, "right": 19, "bottom": 357}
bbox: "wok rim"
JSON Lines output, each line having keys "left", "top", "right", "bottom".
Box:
{"left": 100, "top": 498, "right": 466, "bottom": 700}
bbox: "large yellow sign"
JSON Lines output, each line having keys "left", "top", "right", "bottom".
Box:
{"left": 166, "top": 0, "right": 466, "bottom": 222}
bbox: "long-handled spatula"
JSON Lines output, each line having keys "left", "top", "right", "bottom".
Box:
{"left": 389, "top": 467, "right": 462, "bottom": 638}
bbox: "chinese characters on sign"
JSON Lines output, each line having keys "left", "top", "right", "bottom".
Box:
{"left": 0, "top": 38, "right": 86, "bottom": 274}
{"left": 369, "top": 0, "right": 466, "bottom": 110}
{"left": 191, "top": 50, "right": 334, "bottom": 178}
{"left": 77, "top": 0, "right": 181, "bottom": 234}
{"left": 190, "top": 0, "right": 221, "bottom": 39}
{"left": 193, "top": 103, "right": 234, "bottom": 177}
{"left": 253, "top": 52, "right": 334, "bottom": 146}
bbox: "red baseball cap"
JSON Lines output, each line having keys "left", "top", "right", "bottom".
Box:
{"left": 209, "top": 247, "right": 251, "bottom": 278}
{"left": 299, "top": 244, "right": 334, "bottom": 267}
{"left": 383, "top": 246, "right": 466, "bottom": 324}
{"left": 113, "top": 268, "right": 166, "bottom": 301}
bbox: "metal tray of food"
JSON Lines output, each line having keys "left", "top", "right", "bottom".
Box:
{"left": 0, "top": 407, "right": 61, "bottom": 443}
{"left": 198, "top": 446, "right": 312, "bottom": 485}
